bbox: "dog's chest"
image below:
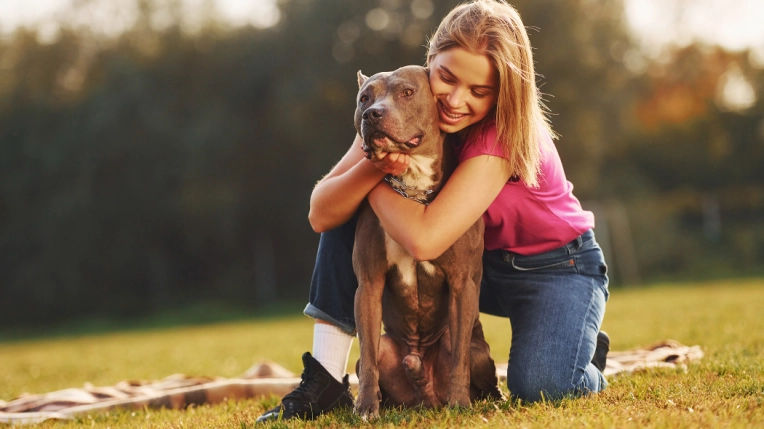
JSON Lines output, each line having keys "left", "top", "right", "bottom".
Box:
{"left": 383, "top": 154, "right": 441, "bottom": 286}
{"left": 384, "top": 232, "right": 437, "bottom": 286}
{"left": 402, "top": 154, "right": 438, "bottom": 192}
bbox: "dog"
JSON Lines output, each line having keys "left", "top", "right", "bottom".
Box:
{"left": 352, "top": 65, "right": 503, "bottom": 419}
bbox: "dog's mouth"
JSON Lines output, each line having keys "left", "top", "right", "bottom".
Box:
{"left": 363, "top": 132, "right": 423, "bottom": 159}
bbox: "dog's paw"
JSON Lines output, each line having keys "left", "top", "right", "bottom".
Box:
{"left": 447, "top": 393, "right": 471, "bottom": 408}
{"left": 354, "top": 390, "right": 381, "bottom": 420}
{"left": 488, "top": 386, "right": 506, "bottom": 402}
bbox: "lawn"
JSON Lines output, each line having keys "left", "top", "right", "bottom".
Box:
{"left": 1, "top": 278, "right": 763, "bottom": 428}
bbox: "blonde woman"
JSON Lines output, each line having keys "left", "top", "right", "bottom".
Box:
{"left": 258, "top": 0, "right": 609, "bottom": 421}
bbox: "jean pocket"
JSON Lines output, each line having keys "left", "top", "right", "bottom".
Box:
{"left": 573, "top": 247, "right": 608, "bottom": 278}
{"left": 509, "top": 254, "right": 577, "bottom": 272}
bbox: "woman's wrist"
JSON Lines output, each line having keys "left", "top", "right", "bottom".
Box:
{"left": 363, "top": 157, "right": 390, "bottom": 181}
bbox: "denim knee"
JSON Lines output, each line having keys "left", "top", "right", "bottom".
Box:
{"left": 506, "top": 367, "right": 589, "bottom": 402}
{"left": 304, "top": 214, "right": 359, "bottom": 334}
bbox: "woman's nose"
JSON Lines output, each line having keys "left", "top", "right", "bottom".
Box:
{"left": 445, "top": 87, "right": 466, "bottom": 109}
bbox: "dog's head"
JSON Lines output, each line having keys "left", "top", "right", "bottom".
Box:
{"left": 354, "top": 66, "right": 440, "bottom": 160}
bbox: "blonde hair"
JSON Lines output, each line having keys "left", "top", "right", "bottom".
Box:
{"left": 427, "top": 0, "right": 554, "bottom": 187}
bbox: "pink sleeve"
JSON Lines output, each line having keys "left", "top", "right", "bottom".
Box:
{"left": 457, "top": 123, "right": 505, "bottom": 163}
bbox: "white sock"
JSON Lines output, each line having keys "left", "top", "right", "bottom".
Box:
{"left": 312, "top": 323, "right": 353, "bottom": 383}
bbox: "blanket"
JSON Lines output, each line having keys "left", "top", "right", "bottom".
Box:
{"left": 0, "top": 340, "right": 703, "bottom": 425}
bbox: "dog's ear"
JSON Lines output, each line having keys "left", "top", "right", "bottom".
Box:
{"left": 357, "top": 70, "right": 368, "bottom": 88}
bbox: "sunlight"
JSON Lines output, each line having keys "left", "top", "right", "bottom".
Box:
{"left": 0, "top": 0, "right": 281, "bottom": 40}
{"left": 2, "top": 0, "right": 763, "bottom": 54}
{"left": 625, "top": 0, "right": 764, "bottom": 54}
{"left": 716, "top": 63, "right": 757, "bottom": 112}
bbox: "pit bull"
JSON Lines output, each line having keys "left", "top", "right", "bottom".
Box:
{"left": 352, "top": 65, "right": 503, "bottom": 419}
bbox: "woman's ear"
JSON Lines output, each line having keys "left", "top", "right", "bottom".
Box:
{"left": 357, "top": 71, "right": 369, "bottom": 88}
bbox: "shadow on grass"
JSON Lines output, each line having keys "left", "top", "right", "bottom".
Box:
{"left": 0, "top": 300, "right": 306, "bottom": 344}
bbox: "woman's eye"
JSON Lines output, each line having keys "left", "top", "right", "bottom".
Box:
{"left": 440, "top": 74, "right": 455, "bottom": 84}
{"left": 359, "top": 95, "right": 368, "bottom": 103}
{"left": 403, "top": 89, "right": 414, "bottom": 97}
{"left": 472, "top": 91, "right": 488, "bottom": 98}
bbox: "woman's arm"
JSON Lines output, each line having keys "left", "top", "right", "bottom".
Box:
{"left": 308, "top": 134, "right": 409, "bottom": 232}
{"left": 367, "top": 154, "right": 512, "bottom": 261}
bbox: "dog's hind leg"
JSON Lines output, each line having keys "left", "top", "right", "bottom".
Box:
{"left": 403, "top": 352, "right": 442, "bottom": 407}
{"left": 376, "top": 335, "right": 418, "bottom": 407}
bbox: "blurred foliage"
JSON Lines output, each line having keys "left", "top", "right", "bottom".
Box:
{"left": 0, "top": 0, "right": 762, "bottom": 326}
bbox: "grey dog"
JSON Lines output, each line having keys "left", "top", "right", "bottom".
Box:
{"left": 352, "top": 65, "right": 503, "bottom": 419}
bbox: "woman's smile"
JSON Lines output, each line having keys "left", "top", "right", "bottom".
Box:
{"left": 429, "top": 47, "right": 498, "bottom": 133}
{"left": 437, "top": 100, "right": 468, "bottom": 125}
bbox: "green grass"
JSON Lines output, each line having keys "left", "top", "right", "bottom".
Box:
{"left": 2, "top": 278, "right": 763, "bottom": 428}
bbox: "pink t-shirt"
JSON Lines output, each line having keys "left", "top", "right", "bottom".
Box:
{"left": 456, "top": 122, "right": 594, "bottom": 255}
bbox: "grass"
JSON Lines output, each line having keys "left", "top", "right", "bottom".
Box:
{"left": 1, "top": 278, "right": 763, "bottom": 428}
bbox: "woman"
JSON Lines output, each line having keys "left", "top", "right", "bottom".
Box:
{"left": 258, "top": 0, "right": 609, "bottom": 422}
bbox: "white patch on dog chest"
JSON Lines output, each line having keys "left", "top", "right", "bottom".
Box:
{"left": 403, "top": 155, "right": 436, "bottom": 191}
{"left": 384, "top": 233, "right": 416, "bottom": 286}
{"left": 419, "top": 261, "right": 437, "bottom": 276}
{"left": 384, "top": 233, "right": 437, "bottom": 287}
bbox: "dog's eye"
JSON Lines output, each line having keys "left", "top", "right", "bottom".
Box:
{"left": 403, "top": 89, "right": 414, "bottom": 97}
{"left": 359, "top": 95, "right": 368, "bottom": 103}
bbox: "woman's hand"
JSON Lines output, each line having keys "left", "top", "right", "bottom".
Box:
{"left": 308, "top": 135, "right": 388, "bottom": 232}
{"left": 369, "top": 152, "right": 410, "bottom": 176}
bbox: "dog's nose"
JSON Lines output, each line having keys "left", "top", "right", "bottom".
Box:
{"left": 362, "top": 107, "right": 384, "bottom": 121}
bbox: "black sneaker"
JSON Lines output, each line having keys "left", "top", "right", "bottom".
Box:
{"left": 256, "top": 352, "right": 354, "bottom": 423}
{"left": 591, "top": 331, "right": 610, "bottom": 373}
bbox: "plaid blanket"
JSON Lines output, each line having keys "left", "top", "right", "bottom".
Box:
{"left": 0, "top": 340, "right": 703, "bottom": 425}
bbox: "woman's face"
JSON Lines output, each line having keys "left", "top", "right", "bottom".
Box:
{"left": 429, "top": 47, "right": 499, "bottom": 134}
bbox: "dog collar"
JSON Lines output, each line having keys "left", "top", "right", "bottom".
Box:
{"left": 384, "top": 174, "right": 435, "bottom": 206}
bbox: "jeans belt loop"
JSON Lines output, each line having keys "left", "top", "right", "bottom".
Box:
{"left": 566, "top": 233, "right": 583, "bottom": 254}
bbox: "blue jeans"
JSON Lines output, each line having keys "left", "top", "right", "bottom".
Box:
{"left": 304, "top": 216, "right": 609, "bottom": 402}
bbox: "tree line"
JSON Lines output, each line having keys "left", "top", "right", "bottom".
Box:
{"left": 1, "top": 0, "right": 762, "bottom": 326}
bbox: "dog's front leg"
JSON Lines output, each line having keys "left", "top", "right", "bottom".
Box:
{"left": 354, "top": 272, "right": 385, "bottom": 419}
{"left": 447, "top": 274, "right": 477, "bottom": 407}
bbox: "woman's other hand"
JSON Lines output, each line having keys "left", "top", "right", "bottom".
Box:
{"left": 369, "top": 152, "right": 410, "bottom": 176}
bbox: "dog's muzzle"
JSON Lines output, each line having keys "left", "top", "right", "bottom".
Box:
{"left": 362, "top": 144, "right": 373, "bottom": 159}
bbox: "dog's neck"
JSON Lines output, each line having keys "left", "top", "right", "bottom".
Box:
{"left": 387, "top": 133, "right": 450, "bottom": 205}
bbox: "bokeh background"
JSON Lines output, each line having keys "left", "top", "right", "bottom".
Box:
{"left": 1, "top": 0, "right": 762, "bottom": 331}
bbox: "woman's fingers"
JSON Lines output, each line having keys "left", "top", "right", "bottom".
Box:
{"left": 370, "top": 152, "right": 410, "bottom": 176}
{"left": 384, "top": 153, "right": 410, "bottom": 176}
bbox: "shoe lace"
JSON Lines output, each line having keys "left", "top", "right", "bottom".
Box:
{"left": 283, "top": 370, "right": 322, "bottom": 403}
